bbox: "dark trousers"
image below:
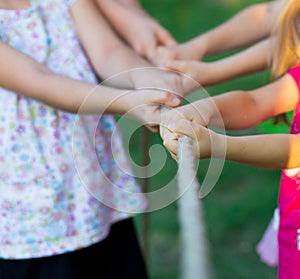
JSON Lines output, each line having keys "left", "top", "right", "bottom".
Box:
{"left": 0, "top": 218, "right": 148, "bottom": 279}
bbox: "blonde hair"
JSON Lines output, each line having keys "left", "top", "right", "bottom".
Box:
{"left": 271, "top": 0, "right": 300, "bottom": 79}
{"left": 270, "top": 0, "right": 300, "bottom": 124}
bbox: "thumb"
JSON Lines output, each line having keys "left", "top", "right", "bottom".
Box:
{"left": 162, "top": 93, "right": 182, "bottom": 108}
{"left": 149, "top": 91, "right": 182, "bottom": 108}
{"left": 169, "top": 119, "right": 200, "bottom": 139}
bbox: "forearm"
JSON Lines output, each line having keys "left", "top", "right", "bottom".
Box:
{"left": 204, "top": 38, "right": 271, "bottom": 86}
{"left": 0, "top": 43, "right": 129, "bottom": 114}
{"left": 189, "top": 91, "right": 264, "bottom": 130}
{"left": 195, "top": 74, "right": 298, "bottom": 130}
{"left": 162, "top": 114, "right": 300, "bottom": 169}
{"left": 188, "top": 2, "right": 278, "bottom": 58}
{"left": 32, "top": 71, "right": 130, "bottom": 114}
{"left": 92, "top": 42, "right": 151, "bottom": 88}
{"left": 114, "top": 0, "right": 152, "bottom": 18}
{"left": 73, "top": 0, "right": 151, "bottom": 88}
{"left": 95, "top": 0, "right": 140, "bottom": 31}
{"left": 95, "top": 0, "right": 148, "bottom": 38}
{"left": 223, "top": 133, "right": 300, "bottom": 169}
{"left": 114, "top": 0, "right": 144, "bottom": 12}
{"left": 10, "top": 67, "right": 128, "bottom": 114}
{"left": 95, "top": 0, "right": 176, "bottom": 64}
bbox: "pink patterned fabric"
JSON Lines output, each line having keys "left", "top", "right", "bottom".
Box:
{"left": 277, "top": 66, "right": 300, "bottom": 278}
{"left": 0, "top": 0, "right": 146, "bottom": 259}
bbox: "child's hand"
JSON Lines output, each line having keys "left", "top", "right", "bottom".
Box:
{"left": 153, "top": 40, "right": 207, "bottom": 66}
{"left": 161, "top": 118, "right": 215, "bottom": 161}
{"left": 114, "top": 8, "right": 177, "bottom": 63}
{"left": 131, "top": 68, "right": 195, "bottom": 98}
{"left": 96, "top": 0, "right": 177, "bottom": 63}
{"left": 160, "top": 103, "right": 209, "bottom": 141}
{"left": 130, "top": 17, "right": 177, "bottom": 63}
{"left": 126, "top": 89, "right": 182, "bottom": 132}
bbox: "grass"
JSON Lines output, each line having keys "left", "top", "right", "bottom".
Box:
{"left": 120, "top": 0, "right": 285, "bottom": 278}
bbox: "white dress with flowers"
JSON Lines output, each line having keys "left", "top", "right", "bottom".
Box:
{"left": 0, "top": 0, "right": 146, "bottom": 259}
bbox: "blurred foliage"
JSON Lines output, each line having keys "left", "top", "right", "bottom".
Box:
{"left": 124, "top": 0, "right": 285, "bottom": 278}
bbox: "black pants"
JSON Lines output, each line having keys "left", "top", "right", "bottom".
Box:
{"left": 0, "top": 218, "right": 148, "bottom": 279}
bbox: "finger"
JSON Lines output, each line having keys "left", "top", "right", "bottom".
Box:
{"left": 163, "top": 138, "right": 178, "bottom": 157}
{"left": 159, "top": 124, "right": 167, "bottom": 141}
{"left": 168, "top": 119, "right": 201, "bottom": 139}
{"left": 146, "top": 124, "right": 159, "bottom": 133}
{"left": 164, "top": 94, "right": 182, "bottom": 108}
{"left": 133, "top": 41, "right": 146, "bottom": 57}
{"left": 160, "top": 108, "right": 184, "bottom": 139}
{"left": 160, "top": 114, "right": 172, "bottom": 137}
{"left": 160, "top": 125, "right": 178, "bottom": 145}
{"left": 154, "top": 46, "right": 176, "bottom": 65}
{"left": 164, "top": 60, "right": 188, "bottom": 74}
{"left": 156, "top": 27, "right": 177, "bottom": 47}
{"left": 145, "top": 45, "right": 158, "bottom": 63}
{"left": 149, "top": 91, "right": 182, "bottom": 108}
{"left": 134, "top": 39, "right": 155, "bottom": 58}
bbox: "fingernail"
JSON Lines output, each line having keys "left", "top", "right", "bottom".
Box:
{"left": 172, "top": 97, "right": 181, "bottom": 105}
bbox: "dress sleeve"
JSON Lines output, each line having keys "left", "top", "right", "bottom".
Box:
{"left": 287, "top": 66, "right": 300, "bottom": 91}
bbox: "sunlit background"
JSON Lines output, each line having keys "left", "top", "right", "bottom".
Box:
{"left": 121, "top": 0, "right": 287, "bottom": 278}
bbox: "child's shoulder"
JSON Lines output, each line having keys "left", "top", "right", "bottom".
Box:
{"left": 287, "top": 65, "right": 300, "bottom": 91}
{"left": 287, "top": 65, "right": 300, "bottom": 79}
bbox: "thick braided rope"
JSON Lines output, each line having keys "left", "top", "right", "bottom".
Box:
{"left": 177, "top": 136, "right": 211, "bottom": 279}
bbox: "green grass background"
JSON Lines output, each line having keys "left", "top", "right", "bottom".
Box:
{"left": 124, "top": 0, "right": 288, "bottom": 278}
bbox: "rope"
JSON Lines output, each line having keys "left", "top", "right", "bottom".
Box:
{"left": 177, "top": 136, "right": 212, "bottom": 279}
{"left": 141, "top": 127, "right": 150, "bottom": 265}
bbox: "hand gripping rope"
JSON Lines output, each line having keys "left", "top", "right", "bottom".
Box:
{"left": 177, "top": 135, "right": 212, "bottom": 279}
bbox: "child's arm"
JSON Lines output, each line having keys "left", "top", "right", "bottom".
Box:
{"left": 163, "top": 119, "right": 300, "bottom": 170}
{"left": 0, "top": 40, "right": 180, "bottom": 131}
{"left": 95, "top": 0, "right": 176, "bottom": 62}
{"left": 161, "top": 74, "right": 300, "bottom": 169}
{"left": 164, "top": 38, "right": 271, "bottom": 87}
{"left": 71, "top": 0, "right": 183, "bottom": 95}
{"left": 157, "top": 0, "right": 283, "bottom": 62}
{"left": 108, "top": 0, "right": 146, "bottom": 14}
{"left": 162, "top": 74, "right": 298, "bottom": 130}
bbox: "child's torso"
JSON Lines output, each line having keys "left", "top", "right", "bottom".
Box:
{"left": 0, "top": 0, "right": 146, "bottom": 259}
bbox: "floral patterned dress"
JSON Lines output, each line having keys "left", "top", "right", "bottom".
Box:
{"left": 0, "top": 0, "right": 146, "bottom": 259}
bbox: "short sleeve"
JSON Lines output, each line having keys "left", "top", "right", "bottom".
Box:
{"left": 287, "top": 66, "right": 300, "bottom": 91}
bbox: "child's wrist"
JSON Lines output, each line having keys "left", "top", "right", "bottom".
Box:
{"left": 189, "top": 36, "right": 209, "bottom": 59}
{"left": 109, "top": 88, "right": 132, "bottom": 115}
{"left": 205, "top": 131, "right": 227, "bottom": 160}
{"left": 183, "top": 102, "right": 211, "bottom": 127}
{"left": 204, "top": 61, "right": 221, "bottom": 86}
{"left": 197, "top": 99, "right": 214, "bottom": 126}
